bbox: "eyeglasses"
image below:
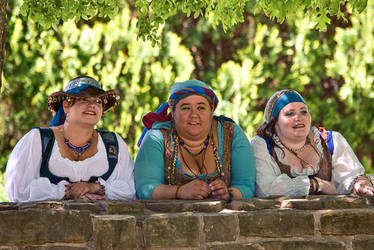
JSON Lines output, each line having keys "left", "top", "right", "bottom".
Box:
{"left": 76, "top": 97, "right": 103, "bottom": 106}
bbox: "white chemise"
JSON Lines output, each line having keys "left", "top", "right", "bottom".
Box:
{"left": 250, "top": 127, "right": 374, "bottom": 197}
{"left": 5, "top": 128, "right": 136, "bottom": 202}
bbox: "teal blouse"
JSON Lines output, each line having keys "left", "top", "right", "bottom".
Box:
{"left": 134, "top": 118, "right": 256, "bottom": 199}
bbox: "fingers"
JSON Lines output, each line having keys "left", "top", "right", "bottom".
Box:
{"left": 179, "top": 179, "right": 210, "bottom": 199}
{"left": 82, "top": 193, "right": 105, "bottom": 200}
{"left": 68, "top": 182, "right": 91, "bottom": 199}
{"left": 209, "top": 179, "right": 228, "bottom": 196}
{"left": 358, "top": 185, "right": 374, "bottom": 196}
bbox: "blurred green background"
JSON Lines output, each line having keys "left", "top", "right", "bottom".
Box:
{"left": 1, "top": 1, "right": 374, "bottom": 201}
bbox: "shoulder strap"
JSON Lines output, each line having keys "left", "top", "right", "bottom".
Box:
{"left": 259, "top": 135, "right": 273, "bottom": 155}
{"left": 38, "top": 127, "right": 55, "bottom": 177}
{"left": 90, "top": 130, "right": 119, "bottom": 182}
{"left": 318, "top": 127, "right": 334, "bottom": 155}
{"left": 37, "top": 127, "right": 70, "bottom": 184}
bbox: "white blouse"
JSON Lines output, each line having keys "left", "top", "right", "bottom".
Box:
{"left": 250, "top": 127, "right": 373, "bottom": 197}
{"left": 5, "top": 128, "right": 136, "bottom": 202}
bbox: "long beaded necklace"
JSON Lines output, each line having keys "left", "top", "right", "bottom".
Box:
{"left": 167, "top": 128, "right": 224, "bottom": 184}
{"left": 64, "top": 138, "right": 91, "bottom": 156}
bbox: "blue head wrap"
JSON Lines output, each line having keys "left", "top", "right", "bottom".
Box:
{"left": 264, "top": 90, "right": 306, "bottom": 121}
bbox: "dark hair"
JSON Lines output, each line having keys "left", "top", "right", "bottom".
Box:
{"left": 256, "top": 115, "right": 279, "bottom": 152}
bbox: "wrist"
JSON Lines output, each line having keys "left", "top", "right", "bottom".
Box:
{"left": 175, "top": 185, "right": 182, "bottom": 199}
{"left": 227, "top": 190, "right": 233, "bottom": 203}
{"left": 356, "top": 175, "right": 372, "bottom": 186}
{"left": 95, "top": 183, "right": 106, "bottom": 195}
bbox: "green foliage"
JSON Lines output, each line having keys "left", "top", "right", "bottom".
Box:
{"left": 136, "top": 0, "right": 368, "bottom": 44}
{"left": 2, "top": 0, "right": 374, "bottom": 198}
{"left": 1, "top": 3, "right": 194, "bottom": 168}
{"left": 0, "top": 171, "right": 8, "bottom": 202}
{"left": 19, "top": 0, "right": 122, "bottom": 29}
{"left": 17, "top": 0, "right": 368, "bottom": 45}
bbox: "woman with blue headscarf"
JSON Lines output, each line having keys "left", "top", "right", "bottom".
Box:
{"left": 251, "top": 89, "right": 374, "bottom": 197}
{"left": 135, "top": 80, "right": 256, "bottom": 201}
{"left": 5, "top": 76, "right": 136, "bottom": 202}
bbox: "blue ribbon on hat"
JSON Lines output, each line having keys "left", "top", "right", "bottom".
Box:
{"left": 49, "top": 81, "right": 103, "bottom": 127}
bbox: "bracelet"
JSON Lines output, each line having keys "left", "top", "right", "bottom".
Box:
{"left": 228, "top": 190, "right": 233, "bottom": 203}
{"left": 308, "top": 176, "right": 318, "bottom": 195}
{"left": 314, "top": 177, "right": 323, "bottom": 193}
{"left": 63, "top": 185, "right": 70, "bottom": 200}
{"left": 175, "top": 185, "right": 182, "bottom": 199}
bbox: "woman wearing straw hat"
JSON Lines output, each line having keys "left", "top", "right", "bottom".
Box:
{"left": 5, "top": 76, "right": 136, "bottom": 202}
{"left": 251, "top": 89, "right": 374, "bottom": 197}
{"left": 135, "top": 80, "right": 256, "bottom": 201}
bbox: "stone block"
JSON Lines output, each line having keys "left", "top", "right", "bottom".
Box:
{"left": 93, "top": 215, "right": 137, "bottom": 249}
{"left": 203, "top": 214, "right": 238, "bottom": 242}
{"left": 260, "top": 240, "right": 346, "bottom": 250}
{"left": 141, "top": 213, "right": 199, "bottom": 248}
{"left": 20, "top": 246, "right": 89, "bottom": 250}
{"left": 19, "top": 201, "right": 65, "bottom": 210}
{"left": 143, "top": 200, "right": 225, "bottom": 213}
{"left": 229, "top": 198, "right": 280, "bottom": 211}
{"left": 282, "top": 195, "right": 368, "bottom": 210}
{"left": 0, "top": 202, "right": 19, "bottom": 211}
{"left": 64, "top": 200, "right": 105, "bottom": 214}
{"left": 352, "top": 239, "right": 374, "bottom": 250}
{"left": 0, "top": 209, "right": 92, "bottom": 244}
{"left": 207, "top": 243, "right": 262, "bottom": 250}
{"left": 320, "top": 209, "right": 374, "bottom": 235}
{"left": 105, "top": 200, "right": 145, "bottom": 214}
{"left": 239, "top": 210, "right": 314, "bottom": 237}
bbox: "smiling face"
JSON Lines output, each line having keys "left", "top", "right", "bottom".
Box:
{"left": 63, "top": 93, "right": 103, "bottom": 127}
{"left": 172, "top": 94, "right": 213, "bottom": 140}
{"left": 275, "top": 102, "right": 311, "bottom": 144}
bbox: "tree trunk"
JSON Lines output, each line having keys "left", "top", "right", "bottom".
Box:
{"left": 0, "top": 0, "right": 7, "bottom": 88}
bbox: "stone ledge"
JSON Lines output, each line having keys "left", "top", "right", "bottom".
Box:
{"left": 1, "top": 195, "right": 374, "bottom": 249}
{"left": 141, "top": 199, "right": 225, "bottom": 213}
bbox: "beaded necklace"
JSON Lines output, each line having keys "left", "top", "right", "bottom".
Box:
{"left": 64, "top": 138, "right": 91, "bottom": 156}
{"left": 179, "top": 135, "right": 209, "bottom": 156}
{"left": 281, "top": 136, "right": 320, "bottom": 169}
{"left": 282, "top": 136, "right": 311, "bottom": 153}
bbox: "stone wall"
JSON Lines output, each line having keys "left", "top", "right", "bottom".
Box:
{"left": 1, "top": 195, "right": 374, "bottom": 249}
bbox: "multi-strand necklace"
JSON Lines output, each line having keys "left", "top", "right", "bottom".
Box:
{"left": 179, "top": 135, "right": 210, "bottom": 156}
{"left": 179, "top": 134, "right": 210, "bottom": 176}
{"left": 166, "top": 128, "right": 224, "bottom": 184}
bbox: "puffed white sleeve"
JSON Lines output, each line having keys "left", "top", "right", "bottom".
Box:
{"left": 5, "top": 129, "right": 67, "bottom": 202}
{"left": 250, "top": 136, "right": 310, "bottom": 198}
{"left": 330, "top": 131, "right": 367, "bottom": 194}
{"left": 98, "top": 133, "right": 136, "bottom": 200}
